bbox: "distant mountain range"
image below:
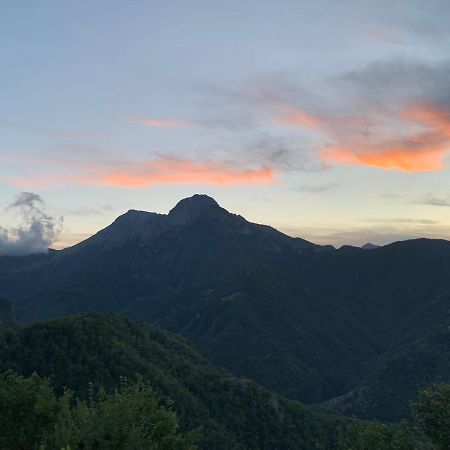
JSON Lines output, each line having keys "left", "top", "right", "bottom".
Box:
{"left": 1, "top": 194, "right": 450, "bottom": 421}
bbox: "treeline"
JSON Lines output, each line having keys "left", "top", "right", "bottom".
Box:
{"left": 336, "top": 384, "right": 450, "bottom": 449}
{"left": 1, "top": 371, "right": 450, "bottom": 450}
{"left": 0, "top": 371, "right": 197, "bottom": 449}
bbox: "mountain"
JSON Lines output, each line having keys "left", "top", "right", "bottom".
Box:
{"left": 0, "top": 314, "right": 343, "bottom": 450}
{"left": 0, "top": 298, "right": 14, "bottom": 329}
{"left": 1, "top": 194, "right": 450, "bottom": 421}
{"left": 0, "top": 195, "right": 376, "bottom": 404}
{"left": 361, "top": 243, "right": 380, "bottom": 250}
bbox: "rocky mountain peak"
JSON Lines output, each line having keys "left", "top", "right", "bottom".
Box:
{"left": 168, "top": 194, "right": 221, "bottom": 225}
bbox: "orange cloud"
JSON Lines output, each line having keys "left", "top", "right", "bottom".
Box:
{"left": 318, "top": 104, "right": 450, "bottom": 172}
{"left": 98, "top": 157, "right": 275, "bottom": 187}
{"left": 269, "top": 97, "right": 450, "bottom": 173}
{"left": 130, "top": 118, "right": 195, "bottom": 128}
{"left": 322, "top": 146, "right": 446, "bottom": 172}
{"left": 274, "top": 104, "right": 319, "bottom": 128}
{"left": 1, "top": 155, "right": 275, "bottom": 189}
{"left": 402, "top": 105, "right": 450, "bottom": 137}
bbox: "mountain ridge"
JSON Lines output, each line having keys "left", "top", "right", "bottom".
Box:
{"left": 1, "top": 194, "right": 450, "bottom": 421}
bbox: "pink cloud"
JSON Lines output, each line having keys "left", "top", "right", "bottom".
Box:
{"left": 321, "top": 144, "right": 447, "bottom": 173}
{"left": 273, "top": 104, "right": 319, "bottom": 128}
{"left": 1, "top": 155, "right": 275, "bottom": 189}
{"left": 96, "top": 157, "right": 275, "bottom": 188}
{"left": 275, "top": 100, "right": 450, "bottom": 173}
{"left": 129, "top": 118, "right": 196, "bottom": 128}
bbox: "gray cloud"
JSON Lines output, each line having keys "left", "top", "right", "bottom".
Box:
{"left": 357, "top": 217, "right": 439, "bottom": 225}
{"left": 243, "top": 136, "right": 330, "bottom": 173}
{"left": 420, "top": 194, "right": 450, "bottom": 207}
{"left": 295, "top": 183, "right": 339, "bottom": 193}
{"left": 355, "top": 0, "right": 450, "bottom": 42}
{"left": 334, "top": 59, "right": 450, "bottom": 109}
{"left": 0, "top": 192, "right": 63, "bottom": 256}
{"left": 63, "top": 204, "right": 114, "bottom": 217}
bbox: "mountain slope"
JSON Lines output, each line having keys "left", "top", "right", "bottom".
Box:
{"left": 0, "top": 298, "right": 14, "bottom": 329}
{"left": 1, "top": 195, "right": 450, "bottom": 420}
{"left": 0, "top": 314, "right": 343, "bottom": 450}
{"left": 0, "top": 195, "right": 378, "bottom": 404}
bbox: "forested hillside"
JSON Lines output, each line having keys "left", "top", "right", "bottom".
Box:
{"left": 1, "top": 195, "right": 450, "bottom": 421}
{"left": 0, "top": 297, "right": 14, "bottom": 329}
{"left": 0, "top": 313, "right": 343, "bottom": 450}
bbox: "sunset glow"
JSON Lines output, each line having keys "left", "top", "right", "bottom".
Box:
{"left": 97, "top": 158, "right": 275, "bottom": 187}
{"left": 274, "top": 104, "right": 319, "bottom": 128}
{"left": 322, "top": 146, "right": 447, "bottom": 172}
{"left": 2, "top": 1, "right": 450, "bottom": 248}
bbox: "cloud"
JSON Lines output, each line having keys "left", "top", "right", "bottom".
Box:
{"left": 295, "top": 183, "right": 339, "bottom": 193}
{"left": 63, "top": 204, "right": 114, "bottom": 216}
{"left": 1, "top": 155, "right": 275, "bottom": 189}
{"left": 319, "top": 104, "right": 450, "bottom": 172}
{"left": 243, "top": 136, "right": 330, "bottom": 173}
{"left": 274, "top": 104, "right": 320, "bottom": 128}
{"left": 210, "top": 59, "right": 448, "bottom": 173}
{"left": 420, "top": 194, "right": 450, "bottom": 207}
{"left": 266, "top": 60, "right": 450, "bottom": 173}
{"left": 357, "top": 217, "right": 439, "bottom": 225}
{"left": 0, "top": 192, "right": 63, "bottom": 256}
{"left": 321, "top": 140, "right": 447, "bottom": 172}
{"left": 95, "top": 157, "right": 275, "bottom": 188}
{"left": 129, "top": 118, "right": 195, "bottom": 128}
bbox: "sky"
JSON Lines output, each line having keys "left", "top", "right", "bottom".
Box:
{"left": 1, "top": 0, "right": 450, "bottom": 251}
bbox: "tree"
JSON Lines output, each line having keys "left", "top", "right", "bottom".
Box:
{"left": 0, "top": 371, "right": 197, "bottom": 450}
{"left": 335, "top": 420, "right": 433, "bottom": 450}
{"left": 50, "top": 379, "right": 198, "bottom": 450}
{"left": 414, "top": 384, "right": 450, "bottom": 449}
{"left": 0, "top": 371, "right": 58, "bottom": 450}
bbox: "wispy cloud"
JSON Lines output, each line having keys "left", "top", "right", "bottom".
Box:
{"left": 202, "top": 59, "right": 450, "bottom": 174}
{"left": 62, "top": 204, "right": 114, "bottom": 216}
{"left": 321, "top": 136, "right": 448, "bottom": 172}
{"left": 263, "top": 60, "right": 450, "bottom": 173}
{"left": 274, "top": 103, "right": 320, "bottom": 128}
{"left": 419, "top": 194, "right": 450, "bottom": 207}
{"left": 319, "top": 103, "right": 450, "bottom": 172}
{"left": 295, "top": 183, "right": 339, "bottom": 193}
{"left": 1, "top": 155, "right": 275, "bottom": 189}
{"left": 94, "top": 157, "right": 274, "bottom": 188}
{"left": 128, "top": 117, "right": 196, "bottom": 128}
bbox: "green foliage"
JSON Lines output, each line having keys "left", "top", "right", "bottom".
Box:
{"left": 0, "top": 314, "right": 344, "bottom": 449}
{"left": 336, "top": 420, "right": 434, "bottom": 450}
{"left": 0, "top": 297, "right": 14, "bottom": 329}
{"left": 0, "top": 372, "right": 196, "bottom": 450}
{"left": 414, "top": 384, "right": 450, "bottom": 449}
{"left": 49, "top": 380, "right": 197, "bottom": 450}
{"left": 0, "top": 371, "right": 58, "bottom": 449}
